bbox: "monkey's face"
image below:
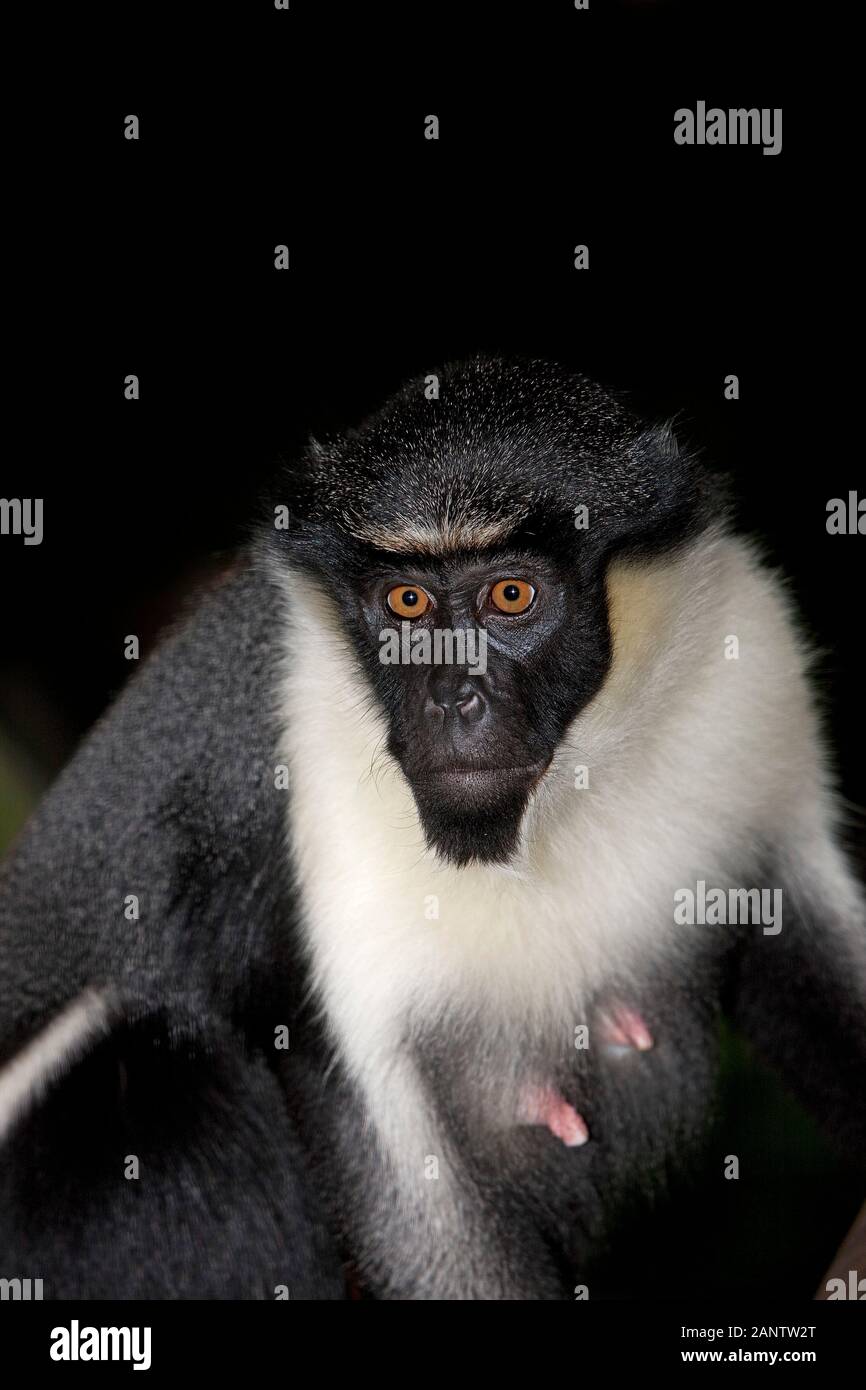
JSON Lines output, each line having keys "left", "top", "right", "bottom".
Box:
{"left": 273, "top": 357, "right": 708, "bottom": 867}
{"left": 349, "top": 542, "right": 612, "bottom": 866}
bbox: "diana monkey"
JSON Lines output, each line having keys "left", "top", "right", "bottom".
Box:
{"left": 1, "top": 357, "right": 864, "bottom": 1299}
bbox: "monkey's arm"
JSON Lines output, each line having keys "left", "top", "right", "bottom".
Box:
{"left": 0, "top": 562, "right": 343, "bottom": 1297}
{"left": 728, "top": 840, "right": 866, "bottom": 1162}
{"left": 0, "top": 563, "right": 283, "bottom": 1049}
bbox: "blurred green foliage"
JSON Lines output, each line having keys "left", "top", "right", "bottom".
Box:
{"left": 0, "top": 726, "right": 43, "bottom": 852}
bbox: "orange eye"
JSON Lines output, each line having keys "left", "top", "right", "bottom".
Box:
{"left": 386, "top": 585, "right": 432, "bottom": 619}
{"left": 490, "top": 579, "right": 536, "bottom": 614}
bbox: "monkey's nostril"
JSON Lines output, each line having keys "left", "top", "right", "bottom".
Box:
{"left": 455, "top": 691, "right": 484, "bottom": 724}
{"left": 423, "top": 696, "right": 447, "bottom": 728}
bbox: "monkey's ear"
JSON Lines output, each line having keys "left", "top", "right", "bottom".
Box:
{"left": 648, "top": 418, "right": 680, "bottom": 461}
{"left": 269, "top": 434, "right": 337, "bottom": 519}
{"left": 602, "top": 419, "right": 716, "bottom": 557}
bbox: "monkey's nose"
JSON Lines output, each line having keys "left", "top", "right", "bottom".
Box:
{"left": 425, "top": 681, "right": 487, "bottom": 725}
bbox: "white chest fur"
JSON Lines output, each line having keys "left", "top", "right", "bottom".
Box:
{"left": 272, "top": 530, "right": 824, "bottom": 1120}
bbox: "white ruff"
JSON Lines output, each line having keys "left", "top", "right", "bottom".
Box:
{"left": 272, "top": 528, "right": 844, "bottom": 1165}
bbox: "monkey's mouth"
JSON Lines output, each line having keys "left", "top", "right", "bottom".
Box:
{"left": 416, "top": 759, "right": 550, "bottom": 792}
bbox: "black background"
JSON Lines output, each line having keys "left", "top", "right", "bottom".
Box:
{"left": 3, "top": 0, "right": 862, "bottom": 1297}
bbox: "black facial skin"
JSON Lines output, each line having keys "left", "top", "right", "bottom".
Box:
{"left": 266, "top": 356, "right": 719, "bottom": 867}
{"left": 350, "top": 542, "right": 611, "bottom": 865}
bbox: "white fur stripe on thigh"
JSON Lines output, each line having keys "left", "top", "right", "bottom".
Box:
{"left": 0, "top": 987, "right": 114, "bottom": 1145}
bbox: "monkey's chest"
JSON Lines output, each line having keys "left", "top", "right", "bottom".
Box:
{"left": 513, "top": 1001, "right": 655, "bottom": 1148}
{"left": 426, "top": 984, "right": 720, "bottom": 1192}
